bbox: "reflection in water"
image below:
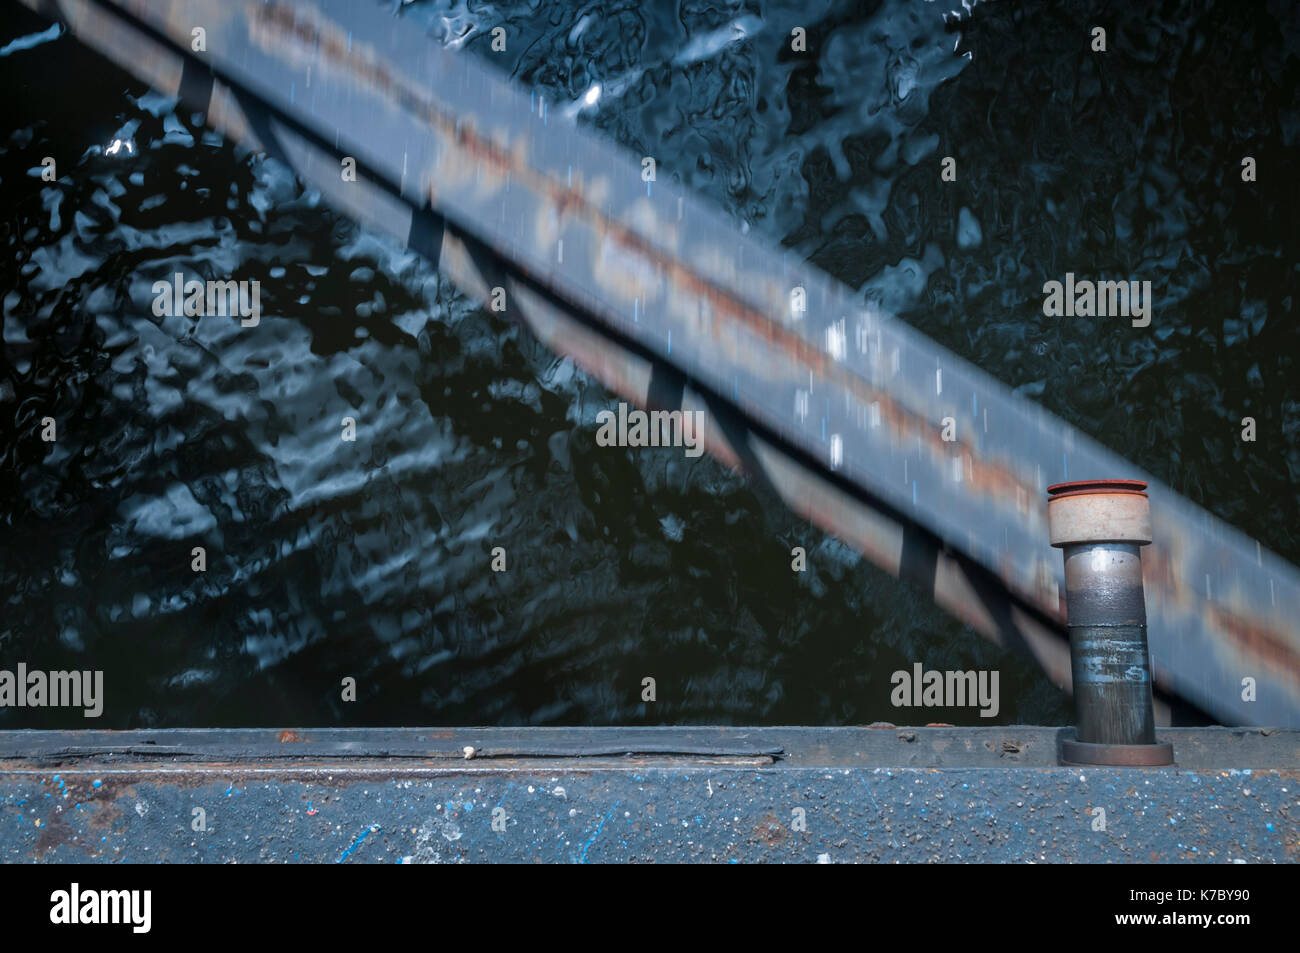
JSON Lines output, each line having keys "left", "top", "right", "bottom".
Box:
{"left": 1, "top": 0, "right": 1295, "bottom": 729}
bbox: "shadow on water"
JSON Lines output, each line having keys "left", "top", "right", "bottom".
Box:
{"left": 0, "top": 0, "right": 1295, "bottom": 728}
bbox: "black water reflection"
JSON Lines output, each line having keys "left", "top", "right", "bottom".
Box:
{"left": 0, "top": 0, "right": 1294, "bottom": 728}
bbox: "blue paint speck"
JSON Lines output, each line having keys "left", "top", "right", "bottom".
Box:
{"left": 337, "top": 825, "right": 380, "bottom": 863}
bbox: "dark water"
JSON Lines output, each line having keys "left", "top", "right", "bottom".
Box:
{"left": 0, "top": 0, "right": 1295, "bottom": 729}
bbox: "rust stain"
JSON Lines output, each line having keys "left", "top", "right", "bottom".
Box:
{"left": 85, "top": 797, "right": 122, "bottom": 833}
{"left": 1206, "top": 604, "right": 1300, "bottom": 691}
{"left": 33, "top": 809, "right": 77, "bottom": 856}
{"left": 1146, "top": 533, "right": 1300, "bottom": 691}
{"left": 755, "top": 812, "right": 789, "bottom": 847}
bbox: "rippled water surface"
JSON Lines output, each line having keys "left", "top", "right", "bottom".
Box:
{"left": 1, "top": 0, "right": 1296, "bottom": 727}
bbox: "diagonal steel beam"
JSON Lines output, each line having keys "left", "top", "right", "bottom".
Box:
{"left": 17, "top": 0, "right": 1300, "bottom": 726}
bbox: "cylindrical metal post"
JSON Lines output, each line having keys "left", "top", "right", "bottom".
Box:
{"left": 1047, "top": 479, "right": 1174, "bottom": 766}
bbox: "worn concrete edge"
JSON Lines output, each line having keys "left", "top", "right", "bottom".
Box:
{"left": 0, "top": 726, "right": 1295, "bottom": 769}
{"left": 3, "top": 751, "right": 1296, "bottom": 864}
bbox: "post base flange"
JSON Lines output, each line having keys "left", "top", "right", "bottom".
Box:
{"left": 1060, "top": 739, "right": 1174, "bottom": 767}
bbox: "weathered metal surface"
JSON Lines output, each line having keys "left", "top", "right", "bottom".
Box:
{"left": 17, "top": 0, "right": 1300, "bottom": 726}
{"left": 1048, "top": 480, "right": 1153, "bottom": 546}
{"left": 1050, "top": 481, "right": 1166, "bottom": 759}
{"left": 1061, "top": 739, "right": 1176, "bottom": 767}
{"left": 1068, "top": 622, "right": 1165, "bottom": 751}
{"left": 1, "top": 728, "right": 1296, "bottom": 862}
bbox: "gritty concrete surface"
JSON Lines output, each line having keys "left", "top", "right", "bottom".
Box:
{"left": 0, "top": 727, "right": 1296, "bottom": 862}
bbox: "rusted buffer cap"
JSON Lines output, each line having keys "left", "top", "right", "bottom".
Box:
{"left": 1046, "top": 479, "right": 1152, "bottom": 547}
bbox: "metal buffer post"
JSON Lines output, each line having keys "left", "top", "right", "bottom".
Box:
{"left": 1048, "top": 480, "right": 1174, "bottom": 766}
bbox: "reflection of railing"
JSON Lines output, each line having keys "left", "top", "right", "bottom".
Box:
{"left": 20, "top": 0, "right": 1300, "bottom": 726}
